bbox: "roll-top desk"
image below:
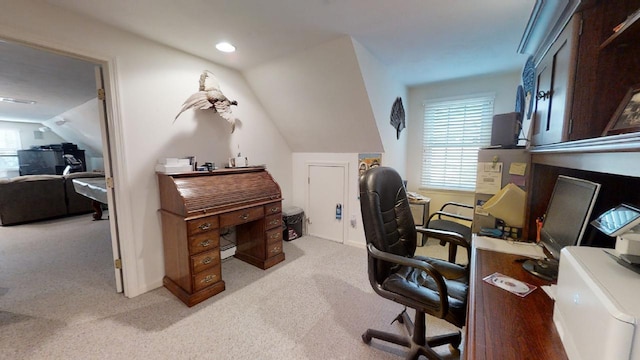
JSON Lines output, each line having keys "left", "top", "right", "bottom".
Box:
{"left": 157, "top": 166, "right": 284, "bottom": 306}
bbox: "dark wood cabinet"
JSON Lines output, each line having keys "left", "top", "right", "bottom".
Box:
{"left": 523, "top": 1, "right": 640, "bottom": 247}
{"left": 531, "top": 1, "right": 640, "bottom": 144}
{"left": 157, "top": 167, "right": 284, "bottom": 306}
{"left": 531, "top": 14, "right": 580, "bottom": 146}
{"left": 569, "top": 0, "right": 640, "bottom": 141}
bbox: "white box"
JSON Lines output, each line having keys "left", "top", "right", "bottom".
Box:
{"left": 554, "top": 246, "right": 640, "bottom": 359}
{"left": 158, "top": 158, "right": 179, "bottom": 165}
{"left": 155, "top": 164, "right": 193, "bottom": 173}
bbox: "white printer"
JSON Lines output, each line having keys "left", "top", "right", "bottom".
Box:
{"left": 554, "top": 246, "right": 640, "bottom": 359}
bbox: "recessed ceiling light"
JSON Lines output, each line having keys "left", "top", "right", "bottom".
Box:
{"left": 0, "top": 97, "right": 37, "bottom": 105}
{"left": 215, "top": 42, "right": 236, "bottom": 53}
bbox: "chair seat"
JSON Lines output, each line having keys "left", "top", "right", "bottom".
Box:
{"left": 382, "top": 256, "right": 468, "bottom": 328}
{"left": 428, "top": 219, "right": 472, "bottom": 241}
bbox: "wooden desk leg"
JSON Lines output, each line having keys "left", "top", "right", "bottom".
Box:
{"left": 92, "top": 200, "right": 103, "bottom": 220}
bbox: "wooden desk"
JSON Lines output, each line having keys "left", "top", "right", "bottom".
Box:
{"left": 157, "top": 167, "right": 284, "bottom": 306}
{"left": 465, "top": 248, "right": 568, "bottom": 360}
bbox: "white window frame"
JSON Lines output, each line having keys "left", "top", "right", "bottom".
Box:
{"left": 0, "top": 129, "right": 22, "bottom": 172}
{"left": 421, "top": 93, "right": 494, "bottom": 191}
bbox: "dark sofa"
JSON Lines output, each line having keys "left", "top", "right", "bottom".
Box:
{"left": 0, "top": 172, "right": 105, "bottom": 226}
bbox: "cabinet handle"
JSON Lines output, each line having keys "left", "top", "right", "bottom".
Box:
{"left": 536, "top": 90, "right": 552, "bottom": 101}
{"left": 270, "top": 233, "right": 279, "bottom": 240}
{"left": 201, "top": 274, "right": 217, "bottom": 283}
{"left": 199, "top": 239, "right": 212, "bottom": 247}
{"left": 270, "top": 207, "right": 279, "bottom": 213}
{"left": 269, "top": 219, "right": 280, "bottom": 226}
{"left": 240, "top": 213, "right": 249, "bottom": 220}
{"left": 270, "top": 246, "right": 281, "bottom": 253}
{"left": 198, "top": 222, "right": 212, "bottom": 231}
{"left": 202, "top": 257, "right": 212, "bottom": 265}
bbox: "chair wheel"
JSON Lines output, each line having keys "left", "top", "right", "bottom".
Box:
{"left": 362, "top": 333, "right": 372, "bottom": 344}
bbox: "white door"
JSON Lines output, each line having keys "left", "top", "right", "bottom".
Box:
{"left": 307, "top": 163, "right": 346, "bottom": 243}
{"left": 95, "top": 66, "right": 123, "bottom": 293}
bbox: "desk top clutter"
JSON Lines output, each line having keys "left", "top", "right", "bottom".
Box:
{"left": 156, "top": 158, "right": 193, "bottom": 173}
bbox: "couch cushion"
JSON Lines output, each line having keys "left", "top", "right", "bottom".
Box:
{"left": 1, "top": 174, "right": 62, "bottom": 184}
{"left": 0, "top": 175, "right": 67, "bottom": 225}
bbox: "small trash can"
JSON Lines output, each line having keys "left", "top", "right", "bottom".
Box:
{"left": 283, "top": 206, "right": 304, "bottom": 241}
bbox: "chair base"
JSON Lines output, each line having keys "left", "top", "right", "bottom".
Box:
{"left": 362, "top": 309, "right": 461, "bottom": 360}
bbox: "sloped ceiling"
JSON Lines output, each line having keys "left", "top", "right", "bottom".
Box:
{"left": 245, "top": 37, "right": 383, "bottom": 153}
{"left": 0, "top": 40, "right": 96, "bottom": 122}
{"left": 1, "top": 1, "right": 536, "bottom": 155}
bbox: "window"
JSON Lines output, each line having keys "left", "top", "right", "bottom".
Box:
{"left": 421, "top": 94, "right": 494, "bottom": 191}
{"left": 0, "top": 129, "right": 22, "bottom": 172}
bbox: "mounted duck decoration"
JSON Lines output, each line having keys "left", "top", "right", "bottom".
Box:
{"left": 174, "top": 70, "right": 238, "bottom": 132}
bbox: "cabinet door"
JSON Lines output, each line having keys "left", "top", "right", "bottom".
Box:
{"left": 531, "top": 14, "right": 580, "bottom": 146}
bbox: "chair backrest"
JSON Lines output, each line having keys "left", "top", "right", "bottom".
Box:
{"left": 359, "top": 167, "right": 417, "bottom": 285}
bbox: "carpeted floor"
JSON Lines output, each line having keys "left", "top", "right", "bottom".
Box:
{"left": 0, "top": 215, "right": 465, "bottom": 359}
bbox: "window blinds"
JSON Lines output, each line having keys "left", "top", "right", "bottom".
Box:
{"left": 421, "top": 95, "right": 494, "bottom": 191}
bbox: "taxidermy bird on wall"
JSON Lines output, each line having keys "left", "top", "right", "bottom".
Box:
{"left": 174, "top": 70, "right": 238, "bottom": 132}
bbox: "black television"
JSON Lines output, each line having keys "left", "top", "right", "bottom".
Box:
{"left": 523, "top": 175, "right": 601, "bottom": 281}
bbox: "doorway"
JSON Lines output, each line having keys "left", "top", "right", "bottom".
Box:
{"left": 0, "top": 39, "right": 123, "bottom": 293}
{"left": 306, "top": 162, "right": 348, "bottom": 243}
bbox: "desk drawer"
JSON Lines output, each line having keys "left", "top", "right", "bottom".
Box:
{"left": 187, "top": 216, "right": 219, "bottom": 236}
{"left": 265, "top": 213, "right": 282, "bottom": 230}
{"left": 264, "top": 202, "right": 282, "bottom": 216}
{"left": 188, "top": 231, "right": 220, "bottom": 255}
{"left": 192, "top": 266, "right": 222, "bottom": 292}
{"left": 266, "top": 227, "right": 282, "bottom": 244}
{"left": 191, "top": 249, "right": 220, "bottom": 274}
{"left": 220, "top": 206, "right": 264, "bottom": 227}
{"left": 266, "top": 231, "right": 283, "bottom": 257}
{"left": 266, "top": 228, "right": 283, "bottom": 257}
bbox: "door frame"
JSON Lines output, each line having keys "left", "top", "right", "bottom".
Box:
{"left": 305, "top": 161, "right": 349, "bottom": 244}
{"left": 2, "top": 36, "right": 132, "bottom": 295}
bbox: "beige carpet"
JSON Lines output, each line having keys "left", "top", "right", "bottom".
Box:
{"left": 0, "top": 215, "right": 464, "bottom": 359}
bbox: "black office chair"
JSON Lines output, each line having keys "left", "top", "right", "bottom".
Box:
{"left": 426, "top": 202, "right": 473, "bottom": 264}
{"left": 359, "top": 167, "right": 469, "bottom": 360}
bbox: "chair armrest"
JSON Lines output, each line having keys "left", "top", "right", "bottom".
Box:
{"left": 428, "top": 210, "right": 473, "bottom": 223}
{"left": 366, "top": 243, "right": 448, "bottom": 316}
{"left": 416, "top": 227, "right": 470, "bottom": 250}
{"left": 440, "top": 201, "right": 473, "bottom": 210}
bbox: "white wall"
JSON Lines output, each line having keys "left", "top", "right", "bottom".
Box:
{"left": 42, "top": 98, "right": 102, "bottom": 157}
{"left": 352, "top": 39, "right": 408, "bottom": 177}
{"left": 406, "top": 71, "right": 521, "bottom": 214}
{"left": 244, "top": 36, "right": 383, "bottom": 153}
{"left": 0, "top": 120, "right": 66, "bottom": 150}
{"left": 0, "top": 0, "right": 292, "bottom": 297}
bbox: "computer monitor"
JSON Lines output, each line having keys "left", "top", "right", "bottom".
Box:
{"left": 523, "top": 175, "right": 601, "bottom": 281}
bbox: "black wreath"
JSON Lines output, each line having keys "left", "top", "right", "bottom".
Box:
{"left": 390, "top": 97, "right": 405, "bottom": 140}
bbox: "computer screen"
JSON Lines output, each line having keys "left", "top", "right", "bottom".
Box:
{"left": 540, "top": 175, "right": 601, "bottom": 260}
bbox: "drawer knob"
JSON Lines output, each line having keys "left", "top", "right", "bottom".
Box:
{"left": 269, "top": 219, "right": 280, "bottom": 226}
{"left": 199, "top": 239, "right": 212, "bottom": 247}
{"left": 202, "top": 257, "right": 213, "bottom": 265}
{"left": 270, "top": 246, "right": 281, "bottom": 253}
{"left": 201, "top": 274, "right": 217, "bottom": 284}
{"left": 240, "top": 213, "right": 249, "bottom": 220}
{"left": 270, "top": 233, "right": 279, "bottom": 239}
{"left": 270, "top": 207, "right": 279, "bottom": 213}
{"left": 198, "top": 222, "right": 212, "bottom": 231}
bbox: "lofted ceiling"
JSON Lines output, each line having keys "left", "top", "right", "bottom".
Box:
{"left": 45, "top": 0, "right": 535, "bottom": 86}
{"left": 0, "top": 40, "right": 97, "bottom": 122}
{"left": 1, "top": 1, "right": 536, "bottom": 126}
